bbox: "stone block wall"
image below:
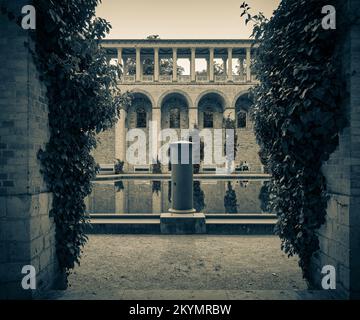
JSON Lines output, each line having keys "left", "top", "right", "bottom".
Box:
{"left": 310, "top": 0, "right": 360, "bottom": 299}
{"left": 93, "top": 83, "right": 263, "bottom": 172}
{"left": 0, "top": 0, "right": 60, "bottom": 299}
{"left": 92, "top": 127, "right": 115, "bottom": 164}
{"left": 236, "top": 127, "right": 262, "bottom": 172}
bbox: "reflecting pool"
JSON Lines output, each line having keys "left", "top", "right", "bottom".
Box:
{"left": 86, "top": 179, "right": 271, "bottom": 214}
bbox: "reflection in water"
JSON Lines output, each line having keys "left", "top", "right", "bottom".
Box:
{"left": 259, "top": 181, "right": 271, "bottom": 212}
{"left": 86, "top": 179, "right": 270, "bottom": 214}
{"left": 224, "top": 182, "right": 238, "bottom": 213}
{"left": 193, "top": 181, "right": 205, "bottom": 212}
{"left": 115, "top": 181, "right": 124, "bottom": 192}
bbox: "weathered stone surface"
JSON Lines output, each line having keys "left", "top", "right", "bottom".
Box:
{"left": 160, "top": 213, "right": 206, "bottom": 234}
{"left": 310, "top": 0, "right": 360, "bottom": 299}
{"left": 93, "top": 82, "right": 263, "bottom": 172}
{"left": 0, "top": 0, "right": 60, "bottom": 299}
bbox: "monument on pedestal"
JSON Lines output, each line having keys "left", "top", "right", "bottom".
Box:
{"left": 160, "top": 141, "right": 206, "bottom": 234}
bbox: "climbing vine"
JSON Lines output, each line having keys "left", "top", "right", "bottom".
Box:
{"left": 9, "top": 0, "right": 132, "bottom": 282}
{"left": 241, "top": 0, "right": 348, "bottom": 281}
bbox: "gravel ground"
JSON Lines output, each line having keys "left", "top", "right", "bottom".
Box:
{"left": 50, "top": 235, "right": 308, "bottom": 299}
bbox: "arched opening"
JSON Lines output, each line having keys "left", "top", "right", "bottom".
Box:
{"left": 197, "top": 92, "right": 225, "bottom": 129}
{"left": 235, "top": 93, "right": 252, "bottom": 129}
{"left": 127, "top": 92, "right": 152, "bottom": 129}
{"left": 136, "top": 107, "right": 147, "bottom": 128}
{"left": 160, "top": 92, "right": 189, "bottom": 129}
{"left": 203, "top": 108, "right": 214, "bottom": 128}
{"left": 170, "top": 107, "right": 181, "bottom": 128}
{"left": 237, "top": 110, "right": 247, "bottom": 128}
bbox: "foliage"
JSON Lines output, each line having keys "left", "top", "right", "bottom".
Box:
{"left": 197, "top": 61, "right": 225, "bottom": 76}
{"left": 147, "top": 34, "right": 160, "bottom": 40}
{"left": 114, "top": 159, "right": 125, "bottom": 174}
{"left": 152, "top": 157, "right": 162, "bottom": 194}
{"left": 241, "top": 0, "right": 347, "bottom": 280}
{"left": 235, "top": 58, "right": 245, "bottom": 76}
{"left": 259, "top": 181, "right": 271, "bottom": 213}
{"left": 125, "top": 57, "right": 184, "bottom": 76}
{"left": 22, "top": 0, "right": 132, "bottom": 281}
{"left": 224, "top": 182, "right": 238, "bottom": 213}
{"left": 115, "top": 181, "right": 124, "bottom": 192}
{"left": 193, "top": 181, "right": 205, "bottom": 212}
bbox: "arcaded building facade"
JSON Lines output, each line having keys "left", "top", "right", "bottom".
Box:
{"left": 93, "top": 39, "right": 263, "bottom": 173}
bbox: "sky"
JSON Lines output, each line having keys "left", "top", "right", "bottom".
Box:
{"left": 96, "top": 0, "right": 280, "bottom": 39}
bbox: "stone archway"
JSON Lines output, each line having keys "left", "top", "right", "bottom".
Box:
{"left": 234, "top": 92, "right": 252, "bottom": 129}
{"left": 195, "top": 89, "right": 229, "bottom": 110}
{"left": 197, "top": 92, "right": 225, "bottom": 129}
{"left": 126, "top": 92, "right": 153, "bottom": 129}
{"left": 160, "top": 92, "right": 189, "bottom": 130}
{"left": 157, "top": 89, "right": 193, "bottom": 110}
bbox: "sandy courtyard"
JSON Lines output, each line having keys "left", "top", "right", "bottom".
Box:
{"left": 45, "top": 235, "right": 317, "bottom": 299}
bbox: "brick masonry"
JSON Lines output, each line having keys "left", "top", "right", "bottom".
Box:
{"left": 0, "top": 0, "right": 60, "bottom": 299}
{"left": 309, "top": 0, "right": 360, "bottom": 299}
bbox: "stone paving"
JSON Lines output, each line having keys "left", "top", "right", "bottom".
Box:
{"left": 47, "top": 235, "right": 336, "bottom": 300}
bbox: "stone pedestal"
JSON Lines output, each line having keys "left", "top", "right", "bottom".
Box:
{"left": 160, "top": 213, "right": 206, "bottom": 234}
{"left": 161, "top": 141, "right": 206, "bottom": 234}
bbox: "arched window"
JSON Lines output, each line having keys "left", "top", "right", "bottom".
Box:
{"left": 237, "top": 111, "right": 247, "bottom": 128}
{"left": 136, "top": 107, "right": 147, "bottom": 128}
{"left": 170, "top": 107, "right": 180, "bottom": 128}
{"left": 203, "top": 109, "right": 214, "bottom": 128}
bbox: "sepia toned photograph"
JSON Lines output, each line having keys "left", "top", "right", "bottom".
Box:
{"left": 0, "top": 0, "right": 359, "bottom": 310}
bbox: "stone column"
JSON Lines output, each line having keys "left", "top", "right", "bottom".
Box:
{"left": 246, "top": 47, "right": 251, "bottom": 82}
{"left": 223, "top": 57, "right": 227, "bottom": 75}
{"left": 189, "top": 108, "right": 198, "bottom": 129}
{"left": 150, "top": 108, "right": 161, "bottom": 163}
{"left": 152, "top": 190, "right": 162, "bottom": 213}
{"left": 172, "top": 48, "right": 177, "bottom": 82}
{"left": 169, "top": 141, "right": 195, "bottom": 213}
{"left": 136, "top": 47, "right": 141, "bottom": 82}
{"left": 191, "top": 48, "right": 196, "bottom": 82}
{"left": 117, "top": 48, "right": 122, "bottom": 66}
{"left": 223, "top": 109, "right": 236, "bottom": 173}
{"left": 239, "top": 56, "right": 245, "bottom": 80}
{"left": 117, "top": 48, "right": 123, "bottom": 82}
{"left": 206, "top": 57, "right": 210, "bottom": 78}
{"left": 140, "top": 58, "right": 144, "bottom": 79}
{"left": 115, "top": 109, "right": 127, "bottom": 163}
{"left": 123, "top": 56, "right": 128, "bottom": 75}
{"left": 209, "top": 48, "right": 214, "bottom": 82}
{"left": 227, "top": 48, "right": 233, "bottom": 81}
{"left": 154, "top": 47, "right": 159, "bottom": 82}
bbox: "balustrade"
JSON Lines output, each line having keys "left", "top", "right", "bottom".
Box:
{"left": 159, "top": 75, "right": 172, "bottom": 82}
{"left": 214, "top": 75, "right": 227, "bottom": 82}
{"left": 196, "top": 75, "right": 208, "bottom": 82}
{"left": 109, "top": 43, "right": 257, "bottom": 84}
